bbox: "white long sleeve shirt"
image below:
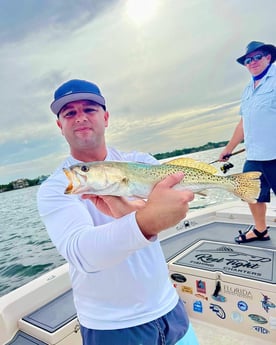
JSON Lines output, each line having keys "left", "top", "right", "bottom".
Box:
{"left": 37, "top": 147, "right": 180, "bottom": 329}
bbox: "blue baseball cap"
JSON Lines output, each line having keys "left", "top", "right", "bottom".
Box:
{"left": 50, "top": 79, "right": 106, "bottom": 115}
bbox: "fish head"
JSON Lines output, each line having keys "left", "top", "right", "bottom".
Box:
{"left": 63, "top": 162, "right": 109, "bottom": 195}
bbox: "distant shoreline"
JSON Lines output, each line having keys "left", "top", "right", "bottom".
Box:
{"left": 1, "top": 141, "right": 229, "bottom": 192}
{"left": 152, "top": 140, "right": 228, "bottom": 160}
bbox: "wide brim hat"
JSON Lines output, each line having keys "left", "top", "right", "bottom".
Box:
{"left": 236, "top": 41, "right": 276, "bottom": 65}
{"left": 50, "top": 79, "right": 106, "bottom": 115}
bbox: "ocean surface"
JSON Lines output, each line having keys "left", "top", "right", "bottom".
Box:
{"left": 0, "top": 147, "right": 246, "bottom": 297}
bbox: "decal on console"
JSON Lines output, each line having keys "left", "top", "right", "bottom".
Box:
{"left": 174, "top": 241, "right": 274, "bottom": 282}
{"left": 248, "top": 314, "right": 268, "bottom": 324}
{"left": 210, "top": 303, "right": 226, "bottom": 319}
{"left": 252, "top": 326, "right": 270, "bottom": 335}
{"left": 237, "top": 301, "right": 248, "bottom": 312}
{"left": 196, "top": 280, "right": 206, "bottom": 293}
{"left": 193, "top": 300, "right": 203, "bottom": 313}
{"left": 231, "top": 311, "right": 243, "bottom": 323}
{"left": 261, "top": 293, "right": 276, "bottom": 313}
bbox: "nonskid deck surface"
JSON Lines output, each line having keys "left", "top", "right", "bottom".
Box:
{"left": 191, "top": 318, "right": 274, "bottom": 345}
{"left": 161, "top": 222, "right": 276, "bottom": 283}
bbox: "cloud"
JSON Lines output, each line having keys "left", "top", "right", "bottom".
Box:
{"left": 0, "top": 0, "right": 275, "bottom": 183}
{"left": 106, "top": 100, "right": 240, "bottom": 154}
{"left": 0, "top": 0, "right": 119, "bottom": 44}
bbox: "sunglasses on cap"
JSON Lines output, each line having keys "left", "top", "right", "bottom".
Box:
{"left": 244, "top": 53, "right": 267, "bottom": 65}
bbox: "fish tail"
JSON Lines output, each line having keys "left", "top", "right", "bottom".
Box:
{"left": 226, "top": 171, "right": 261, "bottom": 203}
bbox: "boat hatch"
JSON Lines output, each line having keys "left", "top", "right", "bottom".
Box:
{"left": 13, "top": 289, "right": 81, "bottom": 344}
{"left": 6, "top": 331, "right": 47, "bottom": 345}
{"left": 21, "top": 289, "right": 76, "bottom": 332}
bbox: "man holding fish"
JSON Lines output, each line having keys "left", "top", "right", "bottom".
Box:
{"left": 37, "top": 79, "right": 199, "bottom": 344}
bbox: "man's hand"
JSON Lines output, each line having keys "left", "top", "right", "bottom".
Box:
{"left": 136, "top": 172, "right": 194, "bottom": 238}
{"left": 219, "top": 149, "right": 232, "bottom": 162}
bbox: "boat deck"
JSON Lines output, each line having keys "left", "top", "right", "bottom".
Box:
{"left": 1, "top": 198, "right": 275, "bottom": 344}
{"left": 192, "top": 318, "right": 271, "bottom": 345}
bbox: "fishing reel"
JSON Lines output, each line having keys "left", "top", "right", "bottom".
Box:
{"left": 220, "top": 162, "right": 234, "bottom": 174}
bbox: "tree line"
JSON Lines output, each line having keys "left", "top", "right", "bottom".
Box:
{"left": 152, "top": 140, "right": 228, "bottom": 160}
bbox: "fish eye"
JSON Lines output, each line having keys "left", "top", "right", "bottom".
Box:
{"left": 80, "top": 165, "right": 90, "bottom": 172}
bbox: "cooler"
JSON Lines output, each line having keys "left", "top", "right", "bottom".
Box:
{"left": 168, "top": 240, "right": 276, "bottom": 343}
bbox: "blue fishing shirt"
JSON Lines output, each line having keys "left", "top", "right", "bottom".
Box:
{"left": 240, "top": 63, "right": 276, "bottom": 160}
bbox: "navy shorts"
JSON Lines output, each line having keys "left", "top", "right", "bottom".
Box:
{"left": 80, "top": 299, "right": 198, "bottom": 345}
{"left": 243, "top": 159, "right": 276, "bottom": 202}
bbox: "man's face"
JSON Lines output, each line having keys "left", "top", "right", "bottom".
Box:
{"left": 244, "top": 50, "right": 271, "bottom": 76}
{"left": 57, "top": 100, "right": 109, "bottom": 151}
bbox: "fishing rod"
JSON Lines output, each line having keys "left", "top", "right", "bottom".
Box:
{"left": 209, "top": 148, "right": 245, "bottom": 174}
{"left": 209, "top": 148, "right": 245, "bottom": 164}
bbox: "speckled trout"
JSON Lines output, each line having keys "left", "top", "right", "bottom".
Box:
{"left": 63, "top": 158, "right": 261, "bottom": 203}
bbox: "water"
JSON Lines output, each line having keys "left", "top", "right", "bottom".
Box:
{"left": 0, "top": 147, "right": 246, "bottom": 297}
{"left": 0, "top": 185, "right": 66, "bottom": 297}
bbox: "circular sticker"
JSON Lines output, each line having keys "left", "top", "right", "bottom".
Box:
{"left": 231, "top": 311, "right": 243, "bottom": 323}
{"left": 237, "top": 301, "right": 248, "bottom": 312}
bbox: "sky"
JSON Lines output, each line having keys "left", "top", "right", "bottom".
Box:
{"left": 0, "top": 0, "right": 275, "bottom": 184}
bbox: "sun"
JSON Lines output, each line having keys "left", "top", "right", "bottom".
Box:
{"left": 126, "top": 0, "right": 158, "bottom": 25}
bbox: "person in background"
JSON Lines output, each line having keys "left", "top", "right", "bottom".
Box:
{"left": 219, "top": 41, "right": 276, "bottom": 244}
{"left": 37, "top": 79, "right": 198, "bottom": 345}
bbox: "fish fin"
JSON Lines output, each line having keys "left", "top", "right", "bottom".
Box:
{"left": 164, "top": 157, "right": 218, "bottom": 174}
{"left": 195, "top": 191, "right": 208, "bottom": 197}
{"left": 121, "top": 176, "right": 129, "bottom": 185}
{"left": 63, "top": 168, "right": 73, "bottom": 194}
{"left": 226, "top": 171, "right": 261, "bottom": 203}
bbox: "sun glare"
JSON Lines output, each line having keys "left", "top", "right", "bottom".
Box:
{"left": 126, "top": 0, "right": 158, "bottom": 24}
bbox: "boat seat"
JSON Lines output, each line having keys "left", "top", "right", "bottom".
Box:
{"left": 21, "top": 289, "right": 76, "bottom": 332}
{"left": 16, "top": 289, "right": 81, "bottom": 344}
{"left": 6, "top": 331, "right": 47, "bottom": 344}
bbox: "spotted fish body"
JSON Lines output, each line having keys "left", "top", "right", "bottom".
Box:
{"left": 63, "top": 158, "right": 261, "bottom": 204}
